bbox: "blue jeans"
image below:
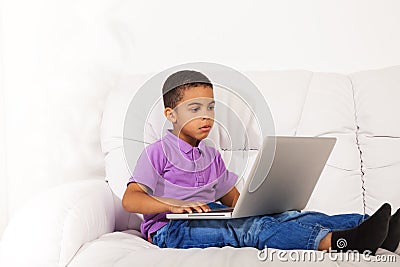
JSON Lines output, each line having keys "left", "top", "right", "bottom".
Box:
{"left": 152, "top": 202, "right": 368, "bottom": 250}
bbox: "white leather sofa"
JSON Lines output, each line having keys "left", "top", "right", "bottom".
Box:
{"left": 1, "top": 65, "right": 400, "bottom": 266}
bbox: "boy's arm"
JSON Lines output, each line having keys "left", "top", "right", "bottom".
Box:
{"left": 218, "top": 186, "right": 240, "bottom": 208}
{"left": 122, "top": 182, "right": 210, "bottom": 214}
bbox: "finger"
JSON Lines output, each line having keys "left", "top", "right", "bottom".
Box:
{"left": 177, "top": 208, "right": 186, "bottom": 214}
{"left": 192, "top": 205, "right": 203, "bottom": 213}
{"left": 170, "top": 207, "right": 180, "bottom": 214}
{"left": 193, "top": 203, "right": 206, "bottom": 213}
{"left": 183, "top": 203, "right": 199, "bottom": 209}
{"left": 200, "top": 203, "right": 210, "bottom": 212}
{"left": 184, "top": 207, "right": 193, "bottom": 214}
{"left": 193, "top": 202, "right": 209, "bottom": 212}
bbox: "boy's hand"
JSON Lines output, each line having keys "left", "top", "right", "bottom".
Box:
{"left": 166, "top": 199, "right": 211, "bottom": 214}
{"left": 123, "top": 183, "right": 211, "bottom": 215}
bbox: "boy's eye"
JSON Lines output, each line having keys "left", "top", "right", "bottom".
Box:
{"left": 208, "top": 105, "right": 215, "bottom": 111}
{"left": 191, "top": 107, "right": 200, "bottom": 112}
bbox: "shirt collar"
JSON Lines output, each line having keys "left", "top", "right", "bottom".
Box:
{"left": 164, "top": 129, "right": 205, "bottom": 154}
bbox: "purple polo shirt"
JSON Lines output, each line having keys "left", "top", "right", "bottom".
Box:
{"left": 127, "top": 130, "right": 238, "bottom": 239}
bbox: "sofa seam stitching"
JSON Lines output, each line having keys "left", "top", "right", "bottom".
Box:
{"left": 349, "top": 75, "right": 366, "bottom": 216}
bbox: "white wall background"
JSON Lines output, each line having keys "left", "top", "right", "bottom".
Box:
{"left": 1, "top": 0, "right": 400, "bottom": 240}
{"left": 0, "top": 0, "right": 8, "bottom": 241}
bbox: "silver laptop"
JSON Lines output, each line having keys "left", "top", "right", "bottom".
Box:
{"left": 166, "top": 136, "right": 336, "bottom": 220}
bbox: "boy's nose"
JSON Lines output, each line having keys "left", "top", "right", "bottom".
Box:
{"left": 201, "top": 116, "right": 213, "bottom": 121}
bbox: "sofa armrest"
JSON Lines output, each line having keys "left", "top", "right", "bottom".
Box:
{"left": 0, "top": 179, "right": 115, "bottom": 267}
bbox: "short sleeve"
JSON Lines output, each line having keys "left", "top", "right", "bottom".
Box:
{"left": 127, "top": 142, "right": 166, "bottom": 194}
{"left": 214, "top": 150, "right": 238, "bottom": 199}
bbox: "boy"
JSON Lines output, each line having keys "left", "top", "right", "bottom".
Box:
{"left": 122, "top": 70, "right": 400, "bottom": 253}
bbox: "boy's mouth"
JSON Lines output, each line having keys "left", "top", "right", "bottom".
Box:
{"left": 199, "top": 125, "right": 212, "bottom": 132}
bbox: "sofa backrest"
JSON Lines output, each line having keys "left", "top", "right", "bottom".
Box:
{"left": 101, "top": 66, "right": 400, "bottom": 231}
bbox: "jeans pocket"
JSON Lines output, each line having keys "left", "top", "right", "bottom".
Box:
{"left": 152, "top": 224, "right": 169, "bottom": 247}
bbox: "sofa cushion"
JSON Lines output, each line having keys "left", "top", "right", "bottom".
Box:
{"left": 68, "top": 230, "right": 400, "bottom": 267}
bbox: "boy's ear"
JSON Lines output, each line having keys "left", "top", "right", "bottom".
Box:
{"left": 164, "top": 107, "right": 177, "bottom": 123}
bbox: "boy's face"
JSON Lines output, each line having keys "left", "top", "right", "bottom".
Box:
{"left": 164, "top": 85, "right": 215, "bottom": 146}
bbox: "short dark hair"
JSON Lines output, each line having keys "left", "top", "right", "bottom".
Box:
{"left": 162, "top": 70, "right": 213, "bottom": 109}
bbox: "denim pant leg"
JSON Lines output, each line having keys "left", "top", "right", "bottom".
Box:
{"left": 153, "top": 213, "right": 330, "bottom": 250}
{"left": 152, "top": 204, "right": 368, "bottom": 250}
{"left": 283, "top": 210, "right": 368, "bottom": 231}
{"left": 267, "top": 210, "right": 368, "bottom": 250}
{"left": 153, "top": 215, "right": 276, "bottom": 249}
